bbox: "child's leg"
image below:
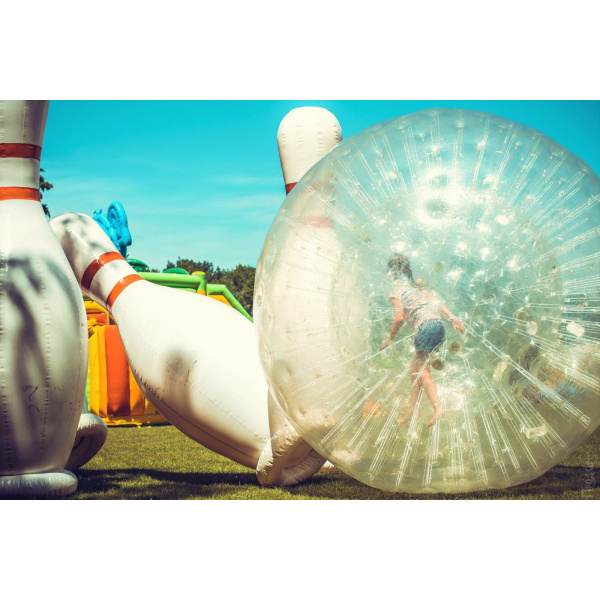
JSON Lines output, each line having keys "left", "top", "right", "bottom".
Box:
{"left": 397, "top": 353, "right": 424, "bottom": 423}
{"left": 419, "top": 357, "right": 444, "bottom": 425}
{"left": 409, "top": 352, "right": 425, "bottom": 405}
{"left": 414, "top": 320, "right": 446, "bottom": 425}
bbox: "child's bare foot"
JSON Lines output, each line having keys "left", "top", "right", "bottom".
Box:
{"left": 428, "top": 403, "right": 445, "bottom": 426}
{"left": 396, "top": 407, "right": 420, "bottom": 424}
{"left": 362, "top": 400, "right": 382, "bottom": 419}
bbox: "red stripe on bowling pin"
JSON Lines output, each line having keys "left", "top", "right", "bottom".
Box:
{"left": 80, "top": 251, "right": 142, "bottom": 309}
{"left": 0, "top": 187, "right": 40, "bottom": 201}
{"left": 0, "top": 143, "right": 43, "bottom": 160}
{"left": 105, "top": 274, "right": 143, "bottom": 309}
{"left": 81, "top": 252, "right": 126, "bottom": 293}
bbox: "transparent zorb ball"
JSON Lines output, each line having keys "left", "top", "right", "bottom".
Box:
{"left": 254, "top": 108, "right": 600, "bottom": 493}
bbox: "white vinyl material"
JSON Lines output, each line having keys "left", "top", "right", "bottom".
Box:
{"left": 257, "top": 106, "right": 348, "bottom": 479}
{"left": 50, "top": 213, "right": 325, "bottom": 485}
{"left": 0, "top": 101, "right": 88, "bottom": 499}
{"left": 65, "top": 401, "right": 108, "bottom": 471}
{"left": 277, "top": 107, "right": 342, "bottom": 189}
{"left": 0, "top": 471, "right": 78, "bottom": 499}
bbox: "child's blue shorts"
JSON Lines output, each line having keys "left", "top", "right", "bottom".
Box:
{"left": 415, "top": 319, "right": 445, "bottom": 353}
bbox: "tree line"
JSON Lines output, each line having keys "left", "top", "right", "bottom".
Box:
{"left": 165, "top": 258, "right": 256, "bottom": 316}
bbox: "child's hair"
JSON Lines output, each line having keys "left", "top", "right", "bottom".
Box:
{"left": 387, "top": 253, "right": 415, "bottom": 283}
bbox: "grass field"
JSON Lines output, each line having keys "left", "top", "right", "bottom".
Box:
{"left": 69, "top": 423, "right": 600, "bottom": 500}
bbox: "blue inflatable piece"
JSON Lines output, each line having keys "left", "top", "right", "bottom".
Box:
{"left": 92, "top": 202, "right": 132, "bottom": 257}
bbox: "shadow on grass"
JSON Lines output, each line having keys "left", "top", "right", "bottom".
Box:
{"left": 74, "top": 468, "right": 260, "bottom": 500}
{"left": 286, "top": 464, "right": 600, "bottom": 500}
{"left": 72, "top": 464, "right": 600, "bottom": 500}
{"left": 67, "top": 426, "right": 600, "bottom": 500}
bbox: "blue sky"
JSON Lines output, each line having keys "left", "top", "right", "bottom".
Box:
{"left": 41, "top": 100, "right": 600, "bottom": 271}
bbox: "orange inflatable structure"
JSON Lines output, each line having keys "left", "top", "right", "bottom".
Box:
{"left": 86, "top": 299, "right": 167, "bottom": 426}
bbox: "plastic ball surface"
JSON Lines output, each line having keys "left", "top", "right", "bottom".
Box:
{"left": 254, "top": 108, "right": 600, "bottom": 493}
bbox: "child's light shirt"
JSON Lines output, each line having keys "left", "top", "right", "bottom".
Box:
{"left": 390, "top": 282, "right": 442, "bottom": 330}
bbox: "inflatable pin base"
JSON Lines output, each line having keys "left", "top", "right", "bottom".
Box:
{"left": 0, "top": 471, "right": 77, "bottom": 499}
{"left": 257, "top": 430, "right": 326, "bottom": 486}
{"left": 256, "top": 393, "right": 326, "bottom": 486}
{"left": 318, "top": 461, "right": 340, "bottom": 474}
{"left": 66, "top": 411, "right": 108, "bottom": 472}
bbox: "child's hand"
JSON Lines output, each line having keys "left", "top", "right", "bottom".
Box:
{"left": 379, "top": 339, "right": 392, "bottom": 351}
{"left": 452, "top": 319, "right": 464, "bottom": 333}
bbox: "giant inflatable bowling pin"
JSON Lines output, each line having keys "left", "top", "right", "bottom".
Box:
{"left": 255, "top": 107, "right": 370, "bottom": 470}
{"left": 50, "top": 213, "right": 325, "bottom": 485}
{"left": 0, "top": 100, "right": 88, "bottom": 498}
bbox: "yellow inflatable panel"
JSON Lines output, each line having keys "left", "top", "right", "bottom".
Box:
{"left": 87, "top": 323, "right": 168, "bottom": 427}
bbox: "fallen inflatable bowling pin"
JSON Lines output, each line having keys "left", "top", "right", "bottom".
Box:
{"left": 0, "top": 100, "right": 88, "bottom": 498}
{"left": 50, "top": 213, "right": 325, "bottom": 485}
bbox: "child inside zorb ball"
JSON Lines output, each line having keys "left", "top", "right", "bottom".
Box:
{"left": 379, "top": 253, "right": 465, "bottom": 426}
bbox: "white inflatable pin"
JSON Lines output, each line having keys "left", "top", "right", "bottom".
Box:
{"left": 0, "top": 100, "right": 88, "bottom": 498}
{"left": 257, "top": 106, "right": 346, "bottom": 475}
{"left": 50, "top": 213, "right": 325, "bottom": 485}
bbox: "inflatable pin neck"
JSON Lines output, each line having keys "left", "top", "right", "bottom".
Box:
{"left": 81, "top": 252, "right": 124, "bottom": 294}
{"left": 0, "top": 142, "right": 43, "bottom": 202}
{"left": 81, "top": 251, "right": 143, "bottom": 310}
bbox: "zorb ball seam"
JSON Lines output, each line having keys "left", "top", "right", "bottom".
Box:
{"left": 255, "top": 108, "right": 600, "bottom": 494}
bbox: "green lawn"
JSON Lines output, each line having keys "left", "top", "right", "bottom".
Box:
{"left": 70, "top": 424, "right": 600, "bottom": 500}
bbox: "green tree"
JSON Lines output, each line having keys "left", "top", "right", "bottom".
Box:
{"left": 165, "top": 258, "right": 215, "bottom": 278}
{"left": 164, "top": 257, "right": 256, "bottom": 315}
{"left": 39, "top": 168, "right": 53, "bottom": 218}
{"left": 216, "top": 264, "right": 256, "bottom": 315}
